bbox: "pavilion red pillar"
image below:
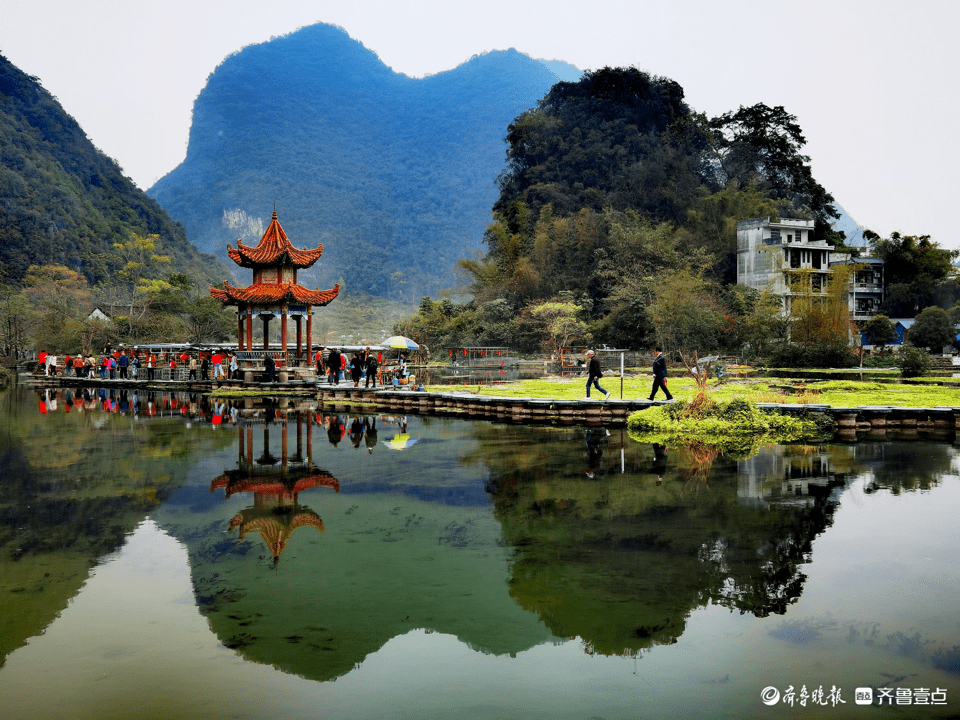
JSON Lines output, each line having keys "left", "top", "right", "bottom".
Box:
{"left": 307, "top": 413, "right": 313, "bottom": 464}
{"left": 237, "top": 312, "right": 244, "bottom": 352}
{"left": 306, "top": 311, "right": 312, "bottom": 365}
{"left": 246, "top": 313, "right": 253, "bottom": 351}
{"left": 295, "top": 316, "right": 302, "bottom": 365}
{"left": 296, "top": 415, "right": 303, "bottom": 459}
{"left": 281, "top": 307, "right": 288, "bottom": 367}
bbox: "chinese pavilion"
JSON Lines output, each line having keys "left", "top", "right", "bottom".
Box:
{"left": 210, "top": 210, "right": 339, "bottom": 376}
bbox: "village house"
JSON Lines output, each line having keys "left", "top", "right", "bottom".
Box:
{"left": 736, "top": 216, "right": 884, "bottom": 323}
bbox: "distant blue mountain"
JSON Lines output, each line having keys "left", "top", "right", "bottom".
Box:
{"left": 535, "top": 59, "right": 583, "bottom": 82}
{"left": 831, "top": 204, "right": 866, "bottom": 247}
{"left": 149, "top": 24, "right": 566, "bottom": 300}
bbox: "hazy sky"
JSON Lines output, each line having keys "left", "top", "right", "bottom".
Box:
{"left": 2, "top": 0, "right": 958, "bottom": 247}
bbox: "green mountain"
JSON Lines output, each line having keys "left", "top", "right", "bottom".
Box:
{"left": 0, "top": 54, "right": 228, "bottom": 288}
{"left": 148, "top": 23, "right": 570, "bottom": 301}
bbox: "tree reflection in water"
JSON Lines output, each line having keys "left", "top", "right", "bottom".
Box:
{"left": 476, "top": 426, "right": 852, "bottom": 657}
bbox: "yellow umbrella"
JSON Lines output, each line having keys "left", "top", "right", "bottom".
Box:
{"left": 383, "top": 433, "right": 419, "bottom": 450}
{"left": 381, "top": 335, "right": 419, "bottom": 350}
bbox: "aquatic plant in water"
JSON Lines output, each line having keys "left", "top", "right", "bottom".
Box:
{"left": 626, "top": 397, "right": 835, "bottom": 457}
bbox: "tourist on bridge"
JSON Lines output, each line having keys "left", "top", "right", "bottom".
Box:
{"left": 583, "top": 350, "right": 609, "bottom": 400}
{"left": 350, "top": 352, "right": 364, "bottom": 386}
{"left": 327, "top": 348, "right": 341, "bottom": 385}
{"left": 118, "top": 352, "right": 129, "bottom": 379}
{"left": 649, "top": 348, "right": 673, "bottom": 401}
{"left": 365, "top": 352, "right": 379, "bottom": 388}
{"left": 265, "top": 353, "right": 276, "bottom": 383}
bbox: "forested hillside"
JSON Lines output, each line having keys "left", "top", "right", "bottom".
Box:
{"left": 399, "top": 66, "right": 864, "bottom": 356}
{"left": 0, "top": 54, "right": 227, "bottom": 288}
{"left": 148, "top": 23, "right": 568, "bottom": 301}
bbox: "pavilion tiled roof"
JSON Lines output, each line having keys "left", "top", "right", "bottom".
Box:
{"left": 210, "top": 281, "right": 340, "bottom": 307}
{"left": 228, "top": 506, "right": 326, "bottom": 562}
{"left": 226, "top": 211, "right": 324, "bottom": 269}
{"left": 211, "top": 469, "right": 341, "bottom": 498}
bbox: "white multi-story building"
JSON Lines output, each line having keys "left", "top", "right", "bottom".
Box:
{"left": 736, "top": 216, "right": 883, "bottom": 321}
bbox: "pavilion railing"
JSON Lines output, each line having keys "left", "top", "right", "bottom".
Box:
{"left": 236, "top": 350, "right": 288, "bottom": 367}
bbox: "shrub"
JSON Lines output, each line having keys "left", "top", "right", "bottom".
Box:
{"left": 898, "top": 345, "right": 931, "bottom": 378}
{"left": 863, "top": 353, "right": 899, "bottom": 368}
{"left": 626, "top": 396, "right": 836, "bottom": 455}
{"left": 767, "top": 340, "right": 857, "bottom": 368}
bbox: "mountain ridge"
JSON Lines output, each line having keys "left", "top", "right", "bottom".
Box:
{"left": 148, "top": 23, "right": 566, "bottom": 301}
{"left": 0, "top": 53, "right": 228, "bottom": 288}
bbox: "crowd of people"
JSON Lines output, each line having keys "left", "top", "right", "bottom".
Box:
{"left": 37, "top": 345, "right": 247, "bottom": 382}
{"left": 313, "top": 346, "right": 403, "bottom": 387}
{"left": 35, "top": 344, "right": 407, "bottom": 388}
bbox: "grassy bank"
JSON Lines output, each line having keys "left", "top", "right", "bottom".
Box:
{"left": 427, "top": 374, "right": 960, "bottom": 409}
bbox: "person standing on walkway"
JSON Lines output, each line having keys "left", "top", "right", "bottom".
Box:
{"left": 649, "top": 348, "right": 673, "bottom": 401}
{"left": 327, "top": 348, "right": 341, "bottom": 385}
{"left": 349, "top": 352, "right": 364, "bottom": 386}
{"left": 365, "top": 352, "right": 379, "bottom": 388}
{"left": 265, "top": 353, "right": 276, "bottom": 383}
{"left": 583, "top": 350, "right": 610, "bottom": 400}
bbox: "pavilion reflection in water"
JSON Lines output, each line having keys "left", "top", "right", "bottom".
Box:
{"left": 211, "top": 407, "right": 340, "bottom": 564}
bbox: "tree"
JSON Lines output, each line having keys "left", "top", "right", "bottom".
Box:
{"left": 787, "top": 264, "right": 853, "bottom": 346}
{"left": 871, "top": 232, "right": 958, "bottom": 317}
{"left": 528, "top": 297, "right": 591, "bottom": 356}
{"left": 112, "top": 233, "right": 173, "bottom": 336}
{"left": 907, "top": 306, "right": 955, "bottom": 352}
{"left": 861, "top": 315, "right": 897, "bottom": 353}
{"left": 496, "top": 67, "right": 695, "bottom": 225}
{"left": 21, "top": 264, "right": 93, "bottom": 352}
{"left": 725, "top": 285, "right": 785, "bottom": 360}
{"left": 184, "top": 297, "right": 234, "bottom": 343}
{"left": 647, "top": 268, "right": 726, "bottom": 382}
{"left": 0, "top": 284, "right": 30, "bottom": 357}
{"left": 710, "top": 103, "right": 838, "bottom": 234}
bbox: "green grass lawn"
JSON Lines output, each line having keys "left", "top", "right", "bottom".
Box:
{"left": 426, "top": 373, "right": 960, "bottom": 408}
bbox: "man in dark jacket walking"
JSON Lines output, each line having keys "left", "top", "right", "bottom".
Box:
{"left": 649, "top": 348, "right": 673, "bottom": 401}
{"left": 583, "top": 350, "right": 610, "bottom": 400}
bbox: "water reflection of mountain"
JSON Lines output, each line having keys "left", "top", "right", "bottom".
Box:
{"left": 149, "top": 414, "right": 960, "bottom": 684}
{"left": 0, "top": 387, "right": 232, "bottom": 665}
{"left": 160, "top": 413, "right": 555, "bottom": 683}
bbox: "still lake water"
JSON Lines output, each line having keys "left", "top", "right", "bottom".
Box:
{"left": 0, "top": 385, "right": 958, "bottom": 720}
